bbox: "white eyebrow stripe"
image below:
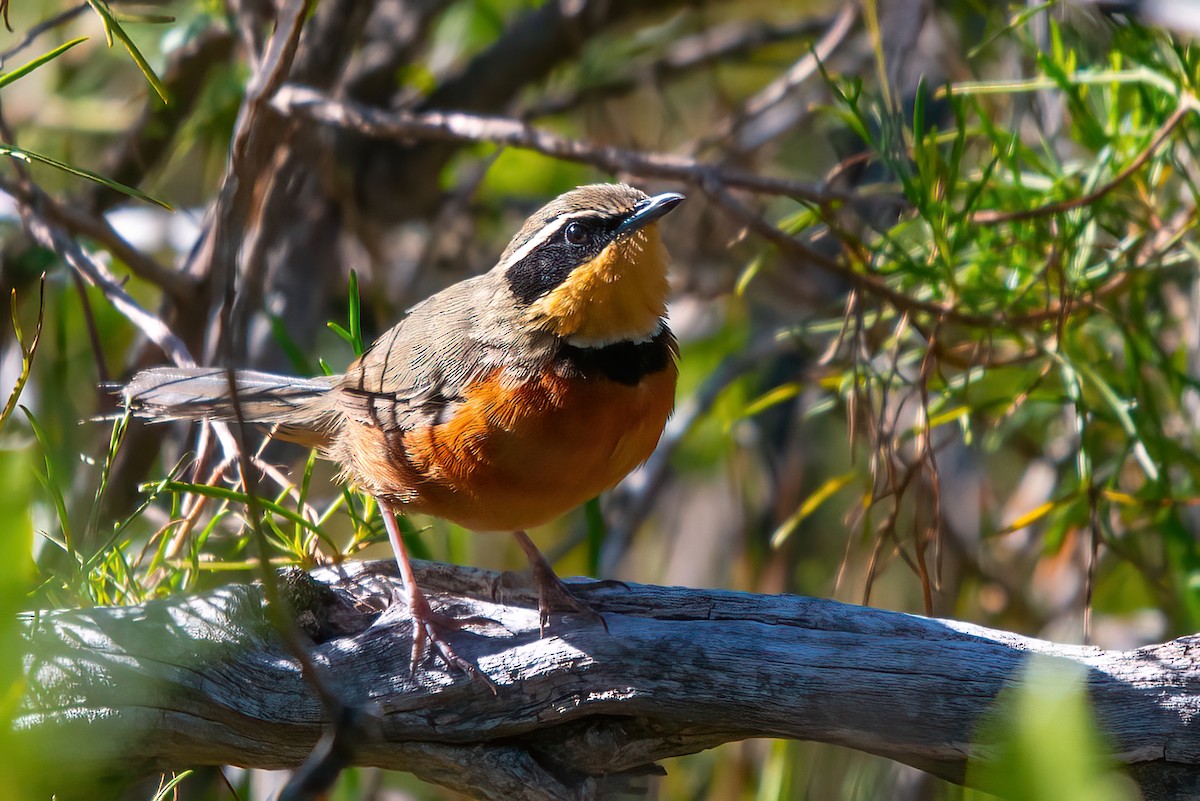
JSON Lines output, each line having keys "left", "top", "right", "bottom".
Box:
{"left": 500, "top": 209, "right": 614, "bottom": 269}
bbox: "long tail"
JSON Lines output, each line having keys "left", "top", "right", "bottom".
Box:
{"left": 121, "top": 367, "right": 338, "bottom": 441}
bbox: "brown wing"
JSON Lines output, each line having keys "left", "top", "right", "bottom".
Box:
{"left": 335, "top": 274, "right": 503, "bottom": 435}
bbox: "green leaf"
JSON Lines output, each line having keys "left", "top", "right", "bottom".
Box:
{"left": 327, "top": 321, "right": 355, "bottom": 346}
{"left": 328, "top": 273, "right": 367, "bottom": 358}
{"left": 739, "top": 383, "right": 802, "bottom": 421}
{"left": 156, "top": 480, "right": 325, "bottom": 537}
{"left": 1, "top": 278, "right": 44, "bottom": 430}
{"left": 0, "top": 37, "right": 88, "bottom": 91}
{"left": 347, "top": 270, "right": 365, "bottom": 356}
{"left": 771, "top": 471, "right": 857, "bottom": 548}
{"left": 1073, "top": 360, "right": 1160, "bottom": 482}
{"left": 20, "top": 406, "right": 74, "bottom": 559}
{"left": 150, "top": 771, "right": 192, "bottom": 801}
{"left": 968, "top": 656, "right": 1139, "bottom": 801}
{"left": 583, "top": 496, "right": 605, "bottom": 576}
{"left": 85, "top": 0, "right": 169, "bottom": 104}
{"left": 0, "top": 143, "right": 171, "bottom": 208}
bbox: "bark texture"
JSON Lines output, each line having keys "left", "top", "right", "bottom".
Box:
{"left": 18, "top": 561, "right": 1200, "bottom": 800}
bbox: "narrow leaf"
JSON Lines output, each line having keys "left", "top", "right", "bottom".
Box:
{"left": 347, "top": 270, "right": 365, "bottom": 356}
{"left": 0, "top": 143, "right": 170, "bottom": 208}
{"left": 771, "top": 471, "right": 857, "bottom": 548}
{"left": 0, "top": 37, "right": 88, "bottom": 91}
{"left": 998, "top": 499, "right": 1061, "bottom": 536}
{"left": 20, "top": 406, "right": 74, "bottom": 556}
{"left": 157, "top": 481, "right": 323, "bottom": 536}
{"left": 85, "top": 0, "right": 168, "bottom": 103}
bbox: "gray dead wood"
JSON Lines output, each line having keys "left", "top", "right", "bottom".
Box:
{"left": 17, "top": 560, "right": 1200, "bottom": 800}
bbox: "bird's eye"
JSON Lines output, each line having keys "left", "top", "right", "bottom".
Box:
{"left": 564, "top": 222, "right": 591, "bottom": 246}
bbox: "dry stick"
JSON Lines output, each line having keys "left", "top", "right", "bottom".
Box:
{"left": 201, "top": 3, "right": 355, "bottom": 795}
{"left": 20, "top": 561, "right": 1200, "bottom": 801}
{"left": 0, "top": 2, "right": 87, "bottom": 64}
{"left": 272, "top": 86, "right": 1190, "bottom": 332}
{"left": 0, "top": 177, "right": 196, "bottom": 300}
{"left": 705, "top": 184, "right": 998, "bottom": 326}
{"left": 19, "top": 213, "right": 195, "bottom": 368}
{"left": 16, "top": 204, "right": 256, "bottom": 528}
{"left": 270, "top": 84, "right": 838, "bottom": 204}
{"left": 89, "top": 25, "right": 237, "bottom": 217}
{"left": 523, "top": 16, "right": 831, "bottom": 120}
{"left": 0, "top": 114, "right": 196, "bottom": 371}
{"left": 197, "top": 0, "right": 315, "bottom": 348}
{"left": 914, "top": 317, "right": 945, "bottom": 613}
{"left": 11, "top": 206, "right": 274, "bottom": 550}
{"left": 702, "top": 4, "right": 858, "bottom": 150}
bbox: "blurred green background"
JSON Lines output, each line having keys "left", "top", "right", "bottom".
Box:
{"left": 2, "top": 0, "right": 1197, "bottom": 798}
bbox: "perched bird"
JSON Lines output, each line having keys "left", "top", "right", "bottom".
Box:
{"left": 123, "top": 183, "right": 684, "bottom": 677}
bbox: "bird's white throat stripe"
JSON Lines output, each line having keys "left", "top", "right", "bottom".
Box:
{"left": 565, "top": 319, "right": 666, "bottom": 349}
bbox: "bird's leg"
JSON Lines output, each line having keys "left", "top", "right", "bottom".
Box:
{"left": 380, "top": 503, "right": 494, "bottom": 688}
{"left": 511, "top": 530, "right": 609, "bottom": 635}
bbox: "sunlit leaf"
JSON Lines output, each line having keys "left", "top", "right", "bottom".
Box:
{"left": 771, "top": 471, "right": 857, "bottom": 548}
{"left": 85, "top": 0, "right": 169, "bottom": 103}
{"left": 0, "top": 144, "right": 170, "bottom": 208}
{"left": 0, "top": 37, "right": 88, "bottom": 91}
{"left": 969, "top": 656, "right": 1139, "bottom": 801}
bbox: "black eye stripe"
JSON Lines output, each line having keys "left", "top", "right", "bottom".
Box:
{"left": 504, "top": 214, "right": 622, "bottom": 304}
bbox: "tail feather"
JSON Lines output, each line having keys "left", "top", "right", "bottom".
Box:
{"left": 122, "top": 367, "right": 338, "bottom": 431}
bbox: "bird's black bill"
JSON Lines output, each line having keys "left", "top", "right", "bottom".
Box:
{"left": 616, "top": 192, "right": 685, "bottom": 235}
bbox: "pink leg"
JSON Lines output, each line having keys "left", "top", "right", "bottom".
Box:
{"left": 512, "top": 530, "right": 608, "bottom": 635}
{"left": 380, "top": 502, "right": 493, "bottom": 688}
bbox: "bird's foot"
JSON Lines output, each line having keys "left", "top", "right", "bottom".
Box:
{"left": 526, "top": 557, "right": 610, "bottom": 636}
{"left": 400, "top": 585, "right": 498, "bottom": 693}
{"left": 509, "top": 529, "right": 611, "bottom": 635}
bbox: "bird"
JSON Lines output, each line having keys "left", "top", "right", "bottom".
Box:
{"left": 121, "top": 183, "right": 684, "bottom": 678}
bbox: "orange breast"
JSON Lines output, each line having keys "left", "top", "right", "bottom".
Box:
{"left": 347, "top": 363, "right": 676, "bottom": 531}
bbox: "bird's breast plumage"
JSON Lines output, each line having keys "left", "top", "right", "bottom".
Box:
{"left": 336, "top": 327, "right": 678, "bottom": 531}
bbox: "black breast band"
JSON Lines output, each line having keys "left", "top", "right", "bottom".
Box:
{"left": 555, "top": 327, "right": 677, "bottom": 386}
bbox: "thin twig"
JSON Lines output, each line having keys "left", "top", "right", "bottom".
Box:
{"left": 0, "top": 176, "right": 196, "bottom": 300}
{"left": 522, "top": 17, "right": 830, "bottom": 120}
{"left": 270, "top": 84, "right": 839, "bottom": 204}
{"left": 20, "top": 210, "right": 195, "bottom": 367}
{"left": 702, "top": 5, "right": 858, "bottom": 151}
{"left": 204, "top": 2, "right": 351, "bottom": 769}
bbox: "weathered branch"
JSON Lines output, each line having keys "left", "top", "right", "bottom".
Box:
{"left": 350, "top": 0, "right": 692, "bottom": 222}
{"left": 521, "top": 16, "right": 832, "bottom": 120}
{"left": 271, "top": 84, "right": 837, "bottom": 203}
{"left": 18, "top": 561, "right": 1200, "bottom": 800}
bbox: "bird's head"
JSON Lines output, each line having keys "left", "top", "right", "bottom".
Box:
{"left": 496, "top": 183, "right": 684, "bottom": 347}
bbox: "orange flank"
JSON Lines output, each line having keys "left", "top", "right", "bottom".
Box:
{"left": 344, "top": 360, "right": 678, "bottom": 532}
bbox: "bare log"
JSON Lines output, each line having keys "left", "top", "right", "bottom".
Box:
{"left": 18, "top": 561, "right": 1200, "bottom": 800}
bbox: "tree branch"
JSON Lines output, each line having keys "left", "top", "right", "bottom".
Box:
{"left": 19, "top": 561, "right": 1200, "bottom": 800}
{"left": 521, "top": 16, "right": 833, "bottom": 120}
{"left": 272, "top": 84, "right": 836, "bottom": 202}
